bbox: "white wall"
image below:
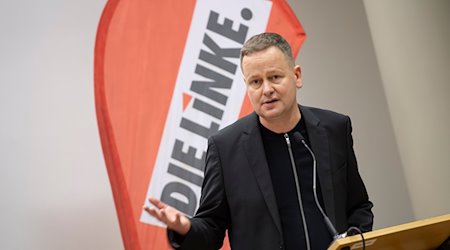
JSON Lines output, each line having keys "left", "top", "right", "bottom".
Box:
{"left": 363, "top": 0, "right": 450, "bottom": 220}
{"left": 0, "top": 1, "right": 122, "bottom": 249}
{"left": 0, "top": 0, "right": 447, "bottom": 249}
{"left": 290, "top": 0, "right": 415, "bottom": 229}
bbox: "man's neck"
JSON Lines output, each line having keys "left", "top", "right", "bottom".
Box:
{"left": 259, "top": 108, "right": 301, "bottom": 133}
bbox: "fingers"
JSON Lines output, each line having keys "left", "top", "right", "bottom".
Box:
{"left": 148, "top": 197, "right": 166, "bottom": 209}
{"left": 143, "top": 197, "right": 170, "bottom": 223}
{"left": 143, "top": 200, "right": 191, "bottom": 235}
{"left": 143, "top": 206, "right": 160, "bottom": 219}
{"left": 144, "top": 205, "right": 169, "bottom": 225}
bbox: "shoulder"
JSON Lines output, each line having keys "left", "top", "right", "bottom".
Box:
{"left": 209, "top": 112, "right": 258, "bottom": 145}
{"left": 300, "top": 105, "right": 354, "bottom": 138}
{"left": 301, "top": 105, "right": 351, "bottom": 125}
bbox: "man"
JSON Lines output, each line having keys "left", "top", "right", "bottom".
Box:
{"left": 145, "top": 32, "right": 373, "bottom": 250}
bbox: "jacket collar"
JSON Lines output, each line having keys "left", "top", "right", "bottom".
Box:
{"left": 300, "top": 106, "right": 336, "bottom": 224}
{"left": 241, "top": 112, "right": 283, "bottom": 236}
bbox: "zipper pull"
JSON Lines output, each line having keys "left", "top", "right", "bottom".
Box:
{"left": 284, "top": 133, "right": 290, "bottom": 146}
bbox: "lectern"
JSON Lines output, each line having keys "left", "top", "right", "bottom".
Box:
{"left": 328, "top": 214, "right": 450, "bottom": 250}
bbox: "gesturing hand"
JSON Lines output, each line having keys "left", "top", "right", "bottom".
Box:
{"left": 143, "top": 197, "right": 192, "bottom": 235}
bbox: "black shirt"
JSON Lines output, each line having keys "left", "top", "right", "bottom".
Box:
{"left": 260, "top": 116, "right": 332, "bottom": 250}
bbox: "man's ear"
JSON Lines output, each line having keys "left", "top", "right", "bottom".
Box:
{"left": 294, "top": 65, "right": 302, "bottom": 89}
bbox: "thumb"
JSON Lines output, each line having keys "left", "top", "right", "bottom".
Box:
{"left": 174, "top": 212, "right": 182, "bottom": 225}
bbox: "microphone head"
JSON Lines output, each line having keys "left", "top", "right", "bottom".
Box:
{"left": 293, "top": 131, "right": 304, "bottom": 143}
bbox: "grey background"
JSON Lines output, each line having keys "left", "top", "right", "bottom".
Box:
{"left": 290, "top": 0, "right": 414, "bottom": 230}
{"left": 1, "top": 0, "right": 448, "bottom": 249}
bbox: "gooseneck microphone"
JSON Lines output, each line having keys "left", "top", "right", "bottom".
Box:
{"left": 292, "top": 132, "right": 340, "bottom": 240}
{"left": 284, "top": 134, "right": 311, "bottom": 250}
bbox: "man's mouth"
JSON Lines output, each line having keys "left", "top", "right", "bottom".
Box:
{"left": 263, "top": 99, "right": 277, "bottom": 104}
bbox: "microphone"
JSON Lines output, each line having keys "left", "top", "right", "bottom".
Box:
{"left": 284, "top": 133, "right": 311, "bottom": 250}
{"left": 292, "top": 131, "right": 304, "bottom": 144}
{"left": 293, "top": 132, "right": 340, "bottom": 240}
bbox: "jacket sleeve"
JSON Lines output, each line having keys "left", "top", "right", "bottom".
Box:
{"left": 345, "top": 116, "right": 374, "bottom": 232}
{"left": 168, "top": 136, "right": 230, "bottom": 250}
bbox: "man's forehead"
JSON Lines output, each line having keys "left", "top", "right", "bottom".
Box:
{"left": 242, "top": 66, "right": 288, "bottom": 81}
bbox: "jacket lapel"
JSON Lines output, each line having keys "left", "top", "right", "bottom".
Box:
{"left": 241, "top": 113, "right": 283, "bottom": 236}
{"left": 301, "top": 106, "right": 337, "bottom": 224}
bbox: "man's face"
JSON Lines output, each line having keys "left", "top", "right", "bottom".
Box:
{"left": 242, "top": 46, "right": 302, "bottom": 126}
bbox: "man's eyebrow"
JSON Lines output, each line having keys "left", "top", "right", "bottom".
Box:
{"left": 244, "top": 76, "right": 261, "bottom": 81}
{"left": 266, "top": 68, "right": 284, "bottom": 74}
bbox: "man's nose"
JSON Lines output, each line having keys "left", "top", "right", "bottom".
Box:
{"left": 262, "top": 80, "right": 274, "bottom": 95}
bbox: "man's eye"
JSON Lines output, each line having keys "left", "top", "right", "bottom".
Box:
{"left": 271, "top": 75, "right": 280, "bottom": 81}
{"left": 250, "top": 79, "right": 262, "bottom": 87}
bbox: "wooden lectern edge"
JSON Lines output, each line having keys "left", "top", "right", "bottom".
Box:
{"left": 328, "top": 213, "right": 450, "bottom": 250}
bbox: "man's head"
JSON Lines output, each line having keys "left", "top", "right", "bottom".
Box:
{"left": 240, "top": 33, "right": 302, "bottom": 132}
{"left": 240, "top": 32, "right": 295, "bottom": 69}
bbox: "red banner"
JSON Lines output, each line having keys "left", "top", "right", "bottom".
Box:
{"left": 94, "top": 0, "right": 305, "bottom": 249}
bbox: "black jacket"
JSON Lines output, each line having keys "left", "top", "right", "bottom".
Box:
{"left": 170, "top": 105, "right": 374, "bottom": 250}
